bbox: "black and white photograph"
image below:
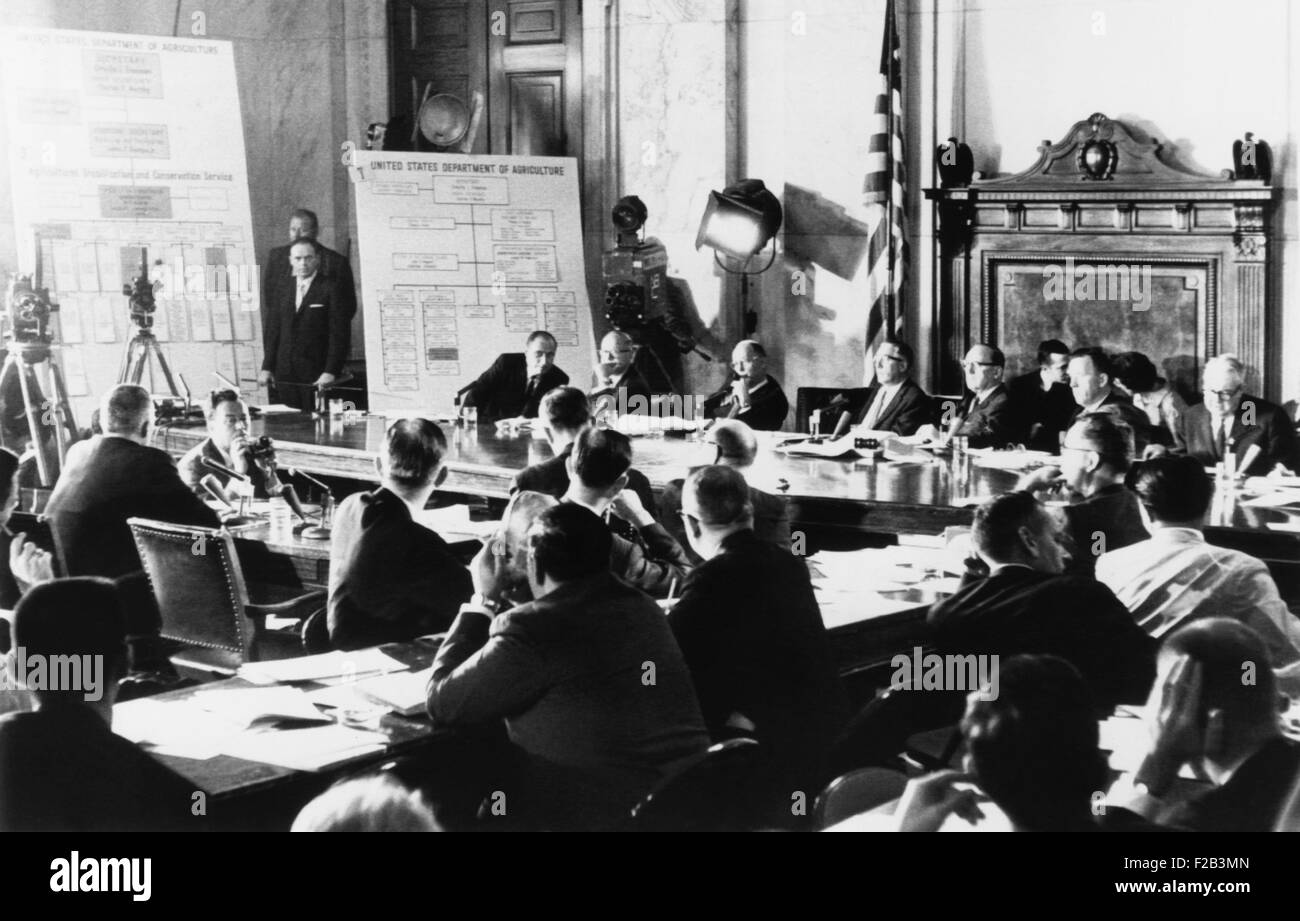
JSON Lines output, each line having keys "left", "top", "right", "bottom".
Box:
{"left": 0, "top": 0, "right": 1296, "bottom": 879}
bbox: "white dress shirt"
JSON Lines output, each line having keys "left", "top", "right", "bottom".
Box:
{"left": 859, "top": 381, "right": 903, "bottom": 430}
{"left": 294, "top": 272, "right": 316, "bottom": 311}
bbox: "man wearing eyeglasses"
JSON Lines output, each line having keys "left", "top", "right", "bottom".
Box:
{"left": 702, "top": 340, "right": 789, "bottom": 431}
{"left": 589, "top": 330, "right": 654, "bottom": 404}
{"left": 1170, "top": 354, "right": 1298, "bottom": 476}
{"left": 462, "top": 330, "right": 569, "bottom": 425}
{"left": 850, "top": 339, "right": 932, "bottom": 436}
{"left": 919, "top": 344, "right": 1020, "bottom": 447}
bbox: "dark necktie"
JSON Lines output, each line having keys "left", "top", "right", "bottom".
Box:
{"left": 524, "top": 375, "right": 540, "bottom": 412}
{"left": 1214, "top": 417, "right": 1227, "bottom": 460}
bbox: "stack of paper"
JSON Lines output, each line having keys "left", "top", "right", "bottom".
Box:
{"left": 190, "top": 685, "right": 333, "bottom": 728}
{"left": 352, "top": 667, "right": 435, "bottom": 717}
{"left": 238, "top": 648, "right": 406, "bottom": 685}
{"left": 221, "top": 724, "right": 388, "bottom": 772}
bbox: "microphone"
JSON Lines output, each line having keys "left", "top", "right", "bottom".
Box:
{"left": 199, "top": 474, "right": 234, "bottom": 510}
{"left": 289, "top": 468, "right": 333, "bottom": 540}
{"left": 178, "top": 373, "right": 193, "bottom": 413}
{"left": 267, "top": 475, "right": 310, "bottom": 522}
{"left": 831, "top": 411, "right": 853, "bottom": 439}
{"left": 200, "top": 455, "right": 250, "bottom": 483}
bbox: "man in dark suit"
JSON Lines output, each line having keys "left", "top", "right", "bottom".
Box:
{"left": 928, "top": 491, "right": 1156, "bottom": 711}
{"left": 1014, "top": 412, "right": 1148, "bottom": 575}
{"left": 426, "top": 503, "right": 709, "bottom": 830}
{"left": 1171, "top": 353, "right": 1299, "bottom": 475}
{"left": 659, "top": 419, "right": 791, "bottom": 564}
{"left": 464, "top": 331, "right": 569, "bottom": 424}
{"left": 670, "top": 466, "right": 842, "bottom": 797}
{"left": 178, "top": 390, "right": 278, "bottom": 499}
{"left": 1008, "top": 338, "right": 1078, "bottom": 451}
{"left": 0, "top": 579, "right": 199, "bottom": 831}
{"left": 259, "top": 238, "right": 353, "bottom": 412}
{"left": 261, "top": 208, "right": 356, "bottom": 326}
{"left": 1113, "top": 618, "right": 1300, "bottom": 832}
{"left": 328, "top": 418, "right": 472, "bottom": 650}
{"left": 921, "top": 344, "right": 1021, "bottom": 447}
{"left": 44, "top": 385, "right": 221, "bottom": 637}
{"left": 589, "top": 330, "right": 655, "bottom": 405}
{"left": 511, "top": 386, "right": 657, "bottom": 518}
{"left": 852, "top": 339, "right": 932, "bottom": 436}
{"left": 559, "top": 427, "right": 692, "bottom": 598}
{"left": 1066, "top": 347, "right": 1154, "bottom": 453}
{"left": 703, "top": 340, "right": 789, "bottom": 431}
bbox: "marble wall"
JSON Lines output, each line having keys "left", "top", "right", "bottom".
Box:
{"left": 0, "top": 0, "right": 387, "bottom": 359}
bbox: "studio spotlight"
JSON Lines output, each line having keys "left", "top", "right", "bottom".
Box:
{"left": 695, "top": 178, "right": 783, "bottom": 264}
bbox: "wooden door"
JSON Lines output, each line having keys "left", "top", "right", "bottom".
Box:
{"left": 389, "top": 0, "right": 582, "bottom": 160}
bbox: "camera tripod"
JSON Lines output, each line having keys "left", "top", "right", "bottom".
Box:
{"left": 118, "top": 325, "right": 180, "bottom": 396}
{"left": 0, "top": 340, "right": 79, "bottom": 487}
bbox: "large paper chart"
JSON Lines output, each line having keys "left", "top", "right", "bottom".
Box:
{"left": 348, "top": 151, "right": 595, "bottom": 416}
{"left": 1, "top": 28, "right": 262, "bottom": 420}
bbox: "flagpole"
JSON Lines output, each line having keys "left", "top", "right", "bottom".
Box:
{"left": 884, "top": 0, "right": 896, "bottom": 338}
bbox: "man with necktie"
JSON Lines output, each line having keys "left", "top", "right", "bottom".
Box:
{"left": 918, "top": 344, "right": 1021, "bottom": 448}
{"left": 702, "top": 340, "right": 789, "bottom": 431}
{"left": 852, "top": 339, "right": 932, "bottom": 436}
{"left": 1170, "top": 353, "right": 1298, "bottom": 476}
{"left": 463, "top": 330, "right": 569, "bottom": 425}
{"left": 259, "top": 238, "right": 352, "bottom": 412}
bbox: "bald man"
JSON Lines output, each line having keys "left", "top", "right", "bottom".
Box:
{"left": 590, "top": 331, "right": 654, "bottom": 403}
{"left": 702, "top": 341, "right": 789, "bottom": 431}
{"left": 1171, "top": 354, "right": 1298, "bottom": 476}
{"left": 919, "top": 344, "right": 1021, "bottom": 448}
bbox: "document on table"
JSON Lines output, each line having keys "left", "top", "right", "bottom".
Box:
{"left": 238, "top": 648, "right": 407, "bottom": 685}
{"left": 221, "top": 724, "right": 388, "bottom": 772}
{"left": 190, "top": 685, "right": 333, "bottom": 728}
{"left": 413, "top": 504, "right": 499, "bottom": 540}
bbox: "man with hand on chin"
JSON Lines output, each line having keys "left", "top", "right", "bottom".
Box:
{"left": 178, "top": 390, "right": 278, "bottom": 499}
{"left": 703, "top": 340, "right": 789, "bottom": 431}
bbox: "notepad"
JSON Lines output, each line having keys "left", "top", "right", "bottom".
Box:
{"left": 352, "top": 667, "right": 435, "bottom": 717}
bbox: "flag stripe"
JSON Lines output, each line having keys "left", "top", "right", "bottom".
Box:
{"left": 862, "top": 0, "right": 906, "bottom": 375}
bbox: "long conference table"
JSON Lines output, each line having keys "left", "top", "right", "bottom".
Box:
{"left": 156, "top": 412, "right": 1300, "bottom": 544}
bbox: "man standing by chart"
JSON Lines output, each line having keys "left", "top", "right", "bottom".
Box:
{"left": 259, "top": 239, "right": 353, "bottom": 412}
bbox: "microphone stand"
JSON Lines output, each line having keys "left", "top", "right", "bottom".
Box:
{"left": 291, "top": 467, "right": 334, "bottom": 539}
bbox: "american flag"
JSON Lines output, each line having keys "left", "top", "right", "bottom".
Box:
{"left": 862, "top": 0, "right": 907, "bottom": 373}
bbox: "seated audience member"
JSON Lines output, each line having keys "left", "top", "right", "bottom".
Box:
{"left": 327, "top": 419, "right": 472, "bottom": 650}
{"left": 426, "top": 504, "right": 709, "bottom": 829}
{"left": 1065, "top": 347, "right": 1154, "bottom": 452}
{"left": 1111, "top": 618, "right": 1300, "bottom": 832}
{"left": 928, "top": 491, "right": 1156, "bottom": 711}
{"left": 851, "top": 339, "right": 932, "bottom": 436}
{"left": 892, "top": 656, "right": 1139, "bottom": 832}
{"left": 44, "top": 384, "right": 221, "bottom": 642}
{"left": 561, "top": 427, "right": 693, "bottom": 598}
{"left": 1110, "top": 351, "right": 1186, "bottom": 448}
{"left": 660, "top": 419, "right": 791, "bottom": 562}
{"left": 511, "top": 386, "right": 657, "bottom": 519}
{"left": 0, "top": 447, "right": 53, "bottom": 612}
{"left": 462, "top": 330, "right": 569, "bottom": 424}
{"left": 1007, "top": 339, "right": 1078, "bottom": 451}
{"left": 178, "top": 389, "right": 279, "bottom": 499}
{"left": 703, "top": 340, "right": 789, "bottom": 431}
{"left": 669, "top": 466, "right": 842, "bottom": 792}
{"left": 919, "top": 345, "right": 1020, "bottom": 448}
{"left": 291, "top": 773, "right": 441, "bottom": 832}
{"left": 1015, "top": 413, "right": 1148, "bottom": 575}
{"left": 1171, "top": 353, "right": 1298, "bottom": 476}
{"left": 1095, "top": 453, "right": 1300, "bottom": 693}
{"left": 590, "top": 330, "right": 654, "bottom": 403}
{"left": 0, "top": 579, "right": 198, "bottom": 831}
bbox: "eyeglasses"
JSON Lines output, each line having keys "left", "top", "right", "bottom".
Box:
{"left": 963, "top": 361, "right": 998, "bottom": 371}
{"left": 1204, "top": 387, "right": 1241, "bottom": 399}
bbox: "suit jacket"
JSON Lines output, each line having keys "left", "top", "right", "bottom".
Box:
{"left": 44, "top": 436, "right": 219, "bottom": 581}
{"left": 659, "top": 475, "right": 791, "bottom": 565}
{"left": 178, "top": 437, "right": 274, "bottom": 500}
{"left": 261, "top": 271, "right": 353, "bottom": 382}
{"left": 668, "top": 530, "right": 843, "bottom": 784}
{"left": 609, "top": 520, "right": 694, "bottom": 598}
{"left": 328, "top": 487, "right": 473, "bottom": 650}
{"left": 952, "top": 384, "right": 1022, "bottom": 448}
{"left": 511, "top": 443, "right": 658, "bottom": 517}
{"left": 703, "top": 375, "right": 789, "bottom": 431}
{"left": 590, "top": 363, "right": 655, "bottom": 404}
{"left": 465, "top": 353, "right": 569, "bottom": 424}
{"left": 852, "top": 377, "right": 932, "bottom": 436}
{"left": 0, "top": 705, "right": 198, "bottom": 831}
{"left": 927, "top": 566, "right": 1156, "bottom": 710}
{"left": 1173, "top": 395, "right": 1299, "bottom": 475}
{"left": 1058, "top": 484, "right": 1149, "bottom": 576}
{"left": 1158, "top": 737, "right": 1300, "bottom": 832}
{"left": 1072, "top": 390, "right": 1157, "bottom": 453}
{"left": 427, "top": 571, "right": 709, "bottom": 827}
{"left": 262, "top": 242, "right": 356, "bottom": 324}
{"left": 1008, "top": 372, "right": 1078, "bottom": 451}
